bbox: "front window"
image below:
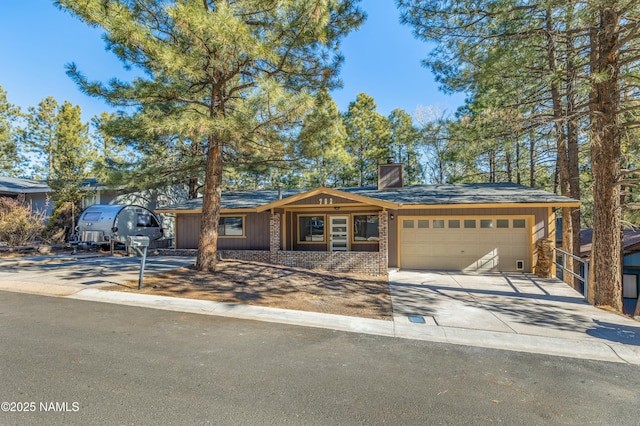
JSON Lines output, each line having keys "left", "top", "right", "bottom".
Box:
{"left": 219, "top": 216, "right": 244, "bottom": 236}
{"left": 299, "top": 216, "right": 324, "bottom": 242}
{"left": 353, "top": 215, "right": 379, "bottom": 241}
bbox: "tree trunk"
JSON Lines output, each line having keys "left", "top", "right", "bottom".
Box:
{"left": 196, "top": 134, "right": 223, "bottom": 272}
{"left": 505, "top": 148, "right": 512, "bottom": 182}
{"left": 567, "top": 81, "right": 582, "bottom": 288}
{"left": 590, "top": 4, "right": 622, "bottom": 311}
{"left": 515, "top": 139, "right": 521, "bottom": 185}
{"left": 529, "top": 126, "right": 535, "bottom": 187}
{"left": 188, "top": 177, "right": 199, "bottom": 200}
{"left": 566, "top": 1, "right": 582, "bottom": 288}
{"left": 545, "top": 6, "right": 575, "bottom": 287}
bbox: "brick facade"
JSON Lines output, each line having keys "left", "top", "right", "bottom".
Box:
{"left": 270, "top": 251, "right": 384, "bottom": 276}
{"left": 270, "top": 212, "right": 281, "bottom": 252}
{"left": 377, "top": 210, "right": 389, "bottom": 275}
{"left": 157, "top": 248, "right": 386, "bottom": 276}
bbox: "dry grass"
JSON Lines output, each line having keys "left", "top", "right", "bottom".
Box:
{"left": 108, "top": 259, "right": 393, "bottom": 320}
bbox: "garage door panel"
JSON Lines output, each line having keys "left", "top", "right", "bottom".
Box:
{"left": 400, "top": 217, "right": 530, "bottom": 272}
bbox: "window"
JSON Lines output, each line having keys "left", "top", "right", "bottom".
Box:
{"left": 448, "top": 219, "right": 460, "bottom": 228}
{"left": 496, "top": 219, "right": 509, "bottom": 228}
{"left": 433, "top": 219, "right": 445, "bottom": 229}
{"left": 219, "top": 216, "right": 244, "bottom": 236}
{"left": 623, "top": 274, "right": 638, "bottom": 299}
{"left": 137, "top": 213, "right": 159, "bottom": 228}
{"left": 513, "top": 219, "right": 526, "bottom": 228}
{"left": 402, "top": 219, "right": 414, "bottom": 229}
{"left": 299, "top": 216, "right": 324, "bottom": 242}
{"left": 464, "top": 219, "right": 476, "bottom": 228}
{"left": 418, "top": 220, "right": 429, "bottom": 229}
{"left": 480, "top": 219, "right": 493, "bottom": 229}
{"left": 353, "top": 215, "right": 379, "bottom": 241}
{"left": 83, "top": 212, "right": 101, "bottom": 221}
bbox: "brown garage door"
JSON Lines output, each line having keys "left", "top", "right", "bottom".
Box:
{"left": 399, "top": 217, "right": 530, "bottom": 272}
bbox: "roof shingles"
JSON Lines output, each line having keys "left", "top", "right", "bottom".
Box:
{"left": 159, "top": 182, "right": 578, "bottom": 212}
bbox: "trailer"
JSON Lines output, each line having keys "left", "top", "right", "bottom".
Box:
{"left": 74, "top": 204, "right": 163, "bottom": 246}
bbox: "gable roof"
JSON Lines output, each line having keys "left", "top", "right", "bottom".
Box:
{"left": 0, "top": 176, "right": 50, "bottom": 195}
{"left": 158, "top": 182, "right": 579, "bottom": 213}
{"left": 255, "top": 187, "right": 398, "bottom": 212}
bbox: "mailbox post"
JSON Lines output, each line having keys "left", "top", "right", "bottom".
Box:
{"left": 127, "top": 236, "right": 150, "bottom": 290}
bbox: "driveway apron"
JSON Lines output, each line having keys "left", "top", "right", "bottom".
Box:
{"left": 389, "top": 270, "right": 640, "bottom": 347}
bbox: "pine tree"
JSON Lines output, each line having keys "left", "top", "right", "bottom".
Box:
{"left": 43, "top": 101, "right": 94, "bottom": 243}
{"left": 24, "top": 97, "right": 59, "bottom": 179}
{"left": 57, "top": 0, "right": 365, "bottom": 271}
{"left": 342, "top": 93, "right": 391, "bottom": 187}
{"left": 398, "top": 0, "right": 640, "bottom": 311}
{"left": 0, "top": 86, "right": 24, "bottom": 176}
{"left": 297, "top": 89, "right": 350, "bottom": 188}
{"left": 388, "top": 108, "right": 423, "bottom": 184}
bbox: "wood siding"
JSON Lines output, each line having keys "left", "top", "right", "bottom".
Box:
{"left": 176, "top": 212, "right": 271, "bottom": 250}
{"left": 289, "top": 194, "right": 357, "bottom": 206}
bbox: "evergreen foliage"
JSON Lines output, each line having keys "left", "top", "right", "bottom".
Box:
{"left": 56, "top": 0, "right": 365, "bottom": 271}
{"left": 0, "top": 87, "right": 25, "bottom": 177}
{"left": 343, "top": 93, "right": 391, "bottom": 187}
{"left": 397, "top": 0, "right": 640, "bottom": 311}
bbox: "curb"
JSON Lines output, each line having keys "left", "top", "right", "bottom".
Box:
{"left": 67, "top": 288, "right": 640, "bottom": 365}
{"left": 69, "top": 288, "right": 396, "bottom": 337}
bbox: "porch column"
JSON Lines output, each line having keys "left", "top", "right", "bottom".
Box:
{"left": 378, "top": 210, "right": 389, "bottom": 275}
{"left": 270, "top": 212, "right": 281, "bottom": 253}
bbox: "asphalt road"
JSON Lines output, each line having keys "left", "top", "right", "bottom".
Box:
{"left": 1, "top": 291, "right": 640, "bottom": 425}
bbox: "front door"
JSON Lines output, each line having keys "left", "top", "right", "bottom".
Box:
{"left": 329, "top": 216, "right": 349, "bottom": 252}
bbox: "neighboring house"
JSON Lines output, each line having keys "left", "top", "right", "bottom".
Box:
{"left": 158, "top": 163, "right": 578, "bottom": 276}
{"left": 0, "top": 177, "right": 184, "bottom": 241}
{"left": 80, "top": 178, "right": 120, "bottom": 208}
{"left": 579, "top": 229, "right": 640, "bottom": 315}
{"left": 0, "top": 176, "right": 53, "bottom": 217}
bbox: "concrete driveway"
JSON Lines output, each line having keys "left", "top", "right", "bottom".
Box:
{"left": 389, "top": 270, "right": 640, "bottom": 351}
{"left": 0, "top": 254, "right": 195, "bottom": 296}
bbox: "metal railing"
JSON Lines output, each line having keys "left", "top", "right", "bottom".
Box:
{"left": 555, "top": 248, "right": 589, "bottom": 301}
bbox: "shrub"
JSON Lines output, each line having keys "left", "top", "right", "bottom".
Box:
{"left": 42, "top": 201, "right": 79, "bottom": 244}
{"left": 0, "top": 196, "right": 48, "bottom": 246}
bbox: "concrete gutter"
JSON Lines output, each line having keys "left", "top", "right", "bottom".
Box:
{"left": 3, "top": 255, "right": 640, "bottom": 365}
{"left": 66, "top": 287, "right": 640, "bottom": 365}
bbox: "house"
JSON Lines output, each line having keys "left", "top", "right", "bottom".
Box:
{"left": 0, "top": 176, "right": 52, "bottom": 216}
{"left": 579, "top": 229, "right": 640, "bottom": 315}
{"left": 157, "top": 163, "right": 579, "bottom": 276}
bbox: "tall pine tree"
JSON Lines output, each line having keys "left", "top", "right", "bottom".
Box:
{"left": 0, "top": 86, "right": 24, "bottom": 176}
{"left": 57, "top": 0, "right": 364, "bottom": 271}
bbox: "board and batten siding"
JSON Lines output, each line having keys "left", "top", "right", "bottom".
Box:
{"left": 387, "top": 207, "right": 551, "bottom": 268}
{"left": 175, "top": 212, "right": 271, "bottom": 250}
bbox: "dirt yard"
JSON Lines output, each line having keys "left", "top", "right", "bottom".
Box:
{"left": 109, "top": 259, "right": 393, "bottom": 320}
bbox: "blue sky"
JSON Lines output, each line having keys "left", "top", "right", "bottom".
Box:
{"left": 0, "top": 1, "right": 464, "bottom": 122}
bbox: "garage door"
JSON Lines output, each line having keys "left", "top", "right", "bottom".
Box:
{"left": 399, "top": 218, "right": 530, "bottom": 272}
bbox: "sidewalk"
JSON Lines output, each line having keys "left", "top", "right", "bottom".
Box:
{"left": 2, "top": 255, "right": 640, "bottom": 364}
{"left": 68, "top": 286, "right": 640, "bottom": 364}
